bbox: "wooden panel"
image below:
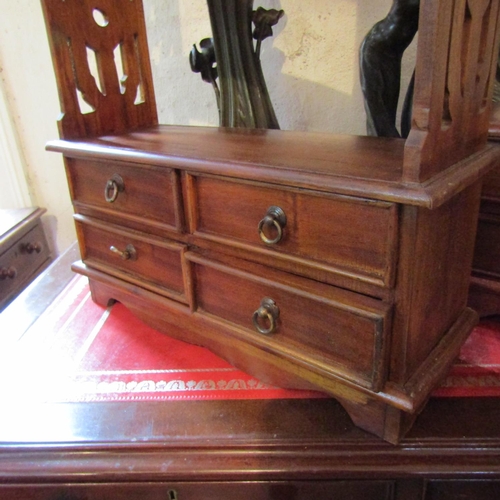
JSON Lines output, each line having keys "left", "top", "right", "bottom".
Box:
{"left": 473, "top": 213, "right": 500, "bottom": 278}
{"left": 76, "top": 217, "right": 188, "bottom": 303}
{"left": 67, "top": 158, "right": 181, "bottom": 232}
{"left": 41, "top": 0, "right": 157, "bottom": 139}
{"left": 392, "top": 182, "right": 482, "bottom": 382}
{"left": 189, "top": 253, "right": 390, "bottom": 391}
{"left": 404, "top": 0, "right": 500, "bottom": 182}
{"left": 189, "top": 175, "right": 398, "bottom": 288}
{"left": 0, "top": 481, "right": 394, "bottom": 500}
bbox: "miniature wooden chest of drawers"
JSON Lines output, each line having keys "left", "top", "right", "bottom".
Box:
{"left": 41, "top": 0, "right": 500, "bottom": 443}
{"left": 0, "top": 208, "right": 51, "bottom": 310}
{"left": 48, "top": 126, "right": 497, "bottom": 444}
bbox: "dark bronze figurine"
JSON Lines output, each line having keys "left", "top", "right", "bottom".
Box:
{"left": 360, "top": 0, "right": 420, "bottom": 138}
{"left": 189, "top": 38, "right": 220, "bottom": 112}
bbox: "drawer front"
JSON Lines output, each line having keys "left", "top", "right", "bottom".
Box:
{"left": 0, "top": 480, "right": 394, "bottom": 500}
{"left": 67, "top": 158, "right": 181, "bottom": 231}
{"left": 0, "top": 223, "right": 50, "bottom": 307}
{"left": 188, "top": 175, "right": 398, "bottom": 287}
{"left": 76, "top": 217, "right": 189, "bottom": 303}
{"left": 189, "top": 253, "right": 390, "bottom": 391}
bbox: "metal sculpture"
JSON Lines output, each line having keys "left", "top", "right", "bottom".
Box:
{"left": 359, "top": 0, "right": 419, "bottom": 138}
{"left": 190, "top": 1, "right": 284, "bottom": 128}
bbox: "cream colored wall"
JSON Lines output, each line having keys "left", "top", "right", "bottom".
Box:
{"left": 0, "top": 0, "right": 72, "bottom": 254}
{"left": 0, "top": 0, "right": 415, "bottom": 255}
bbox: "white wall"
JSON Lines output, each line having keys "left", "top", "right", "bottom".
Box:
{"left": 0, "top": 0, "right": 416, "bottom": 255}
{"left": 0, "top": 76, "right": 32, "bottom": 209}
{"left": 0, "top": 0, "right": 73, "bottom": 253}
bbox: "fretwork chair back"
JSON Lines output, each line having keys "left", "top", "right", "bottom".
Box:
{"left": 41, "top": 0, "right": 157, "bottom": 140}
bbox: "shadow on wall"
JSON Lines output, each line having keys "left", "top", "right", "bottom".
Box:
{"left": 260, "top": 0, "right": 367, "bottom": 134}
{"left": 261, "top": 0, "right": 418, "bottom": 136}
{"left": 261, "top": 44, "right": 367, "bottom": 134}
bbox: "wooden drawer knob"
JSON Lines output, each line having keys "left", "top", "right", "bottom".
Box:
{"left": 109, "top": 244, "right": 137, "bottom": 261}
{"left": 258, "top": 206, "right": 287, "bottom": 245}
{"left": 104, "top": 174, "right": 125, "bottom": 203}
{"left": 0, "top": 266, "right": 17, "bottom": 280}
{"left": 24, "top": 241, "right": 43, "bottom": 254}
{"left": 252, "top": 297, "right": 280, "bottom": 335}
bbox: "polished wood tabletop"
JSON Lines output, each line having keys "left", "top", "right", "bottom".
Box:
{"left": 1, "top": 245, "right": 499, "bottom": 485}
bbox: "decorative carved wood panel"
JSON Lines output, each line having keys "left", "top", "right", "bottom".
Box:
{"left": 41, "top": 0, "right": 157, "bottom": 139}
{"left": 405, "top": 0, "right": 500, "bottom": 182}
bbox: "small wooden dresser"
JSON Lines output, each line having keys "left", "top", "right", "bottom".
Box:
{"left": 0, "top": 207, "right": 51, "bottom": 311}
{"left": 41, "top": 0, "right": 500, "bottom": 443}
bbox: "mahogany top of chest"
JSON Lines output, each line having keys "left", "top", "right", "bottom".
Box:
{"left": 47, "top": 125, "right": 500, "bottom": 209}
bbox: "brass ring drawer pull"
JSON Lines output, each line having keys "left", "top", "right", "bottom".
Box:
{"left": 252, "top": 297, "right": 280, "bottom": 335}
{"left": 0, "top": 266, "right": 17, "bottom": 280}
{"left": 104, "top": 174, "right": 125, "bottom": 203}
{"left": 109, "top": 244, "right": 137, "bottom": 261}
{"left": 257, "top": 206, "right": 287, "bottom": 245}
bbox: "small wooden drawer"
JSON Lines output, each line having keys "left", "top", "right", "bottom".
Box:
{"left": 0, "top": 222, "right": 50, "bottom": 309}
{"left": 187, "top": 175, "right": 398, "bottom": 289}
{"left": 66, "top": 158, "right": 182, "bottom": 233}
{"left": 0, "top": 480, "right": 395, "bottom": 499}
{"left": 188, "top": 252, "right": 391, "bottom": 391}
{"left": 76, "top": 216, "right": 189, "bottom": 304}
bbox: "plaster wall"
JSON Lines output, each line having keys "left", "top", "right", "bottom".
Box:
{"left": 0, "top": 0, "right": 416, "bottom": 255}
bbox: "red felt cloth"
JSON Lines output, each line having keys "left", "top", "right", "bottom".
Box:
{"left": 432, "top": 319, "right": 500, "bottom": 397}
{"left": 3, "top": 276, "right": 499, "bottom": 403}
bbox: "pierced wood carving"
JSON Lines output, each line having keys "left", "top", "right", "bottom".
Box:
{"left": 404, "top": 0, "right": 500, "bottom": 182}
{"left": 41, "top": 0, "right": 157, "bottom": 139}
